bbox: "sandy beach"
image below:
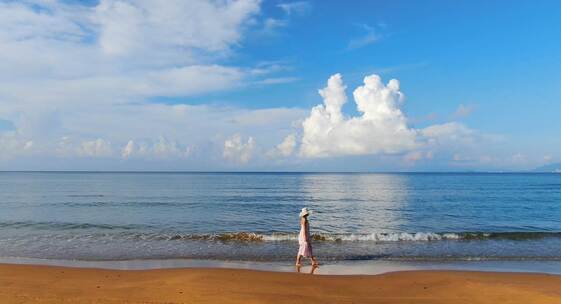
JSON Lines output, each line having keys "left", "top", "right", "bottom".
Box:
{"left": 1, "top": 264, "right": 560, "bottom": 303}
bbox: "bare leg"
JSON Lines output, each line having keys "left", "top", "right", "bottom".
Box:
{"left": 295, "top": 255, "right": 303, "bottom": 273}
{"left": 310, "top": 256, "right": 319, "bottom": 266}
{"left": 295, "top": 254, "right": 302, "bottom": 266}
{"left": 310, "top": 264, "right": 318, "bottom": 274}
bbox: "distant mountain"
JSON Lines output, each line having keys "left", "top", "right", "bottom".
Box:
{"left": 533, "top": 163, "right": 561, "bottom": 173}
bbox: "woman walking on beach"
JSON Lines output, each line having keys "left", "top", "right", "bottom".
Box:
{"left": 296, "top": 207, "right": 319, "bottom": 268}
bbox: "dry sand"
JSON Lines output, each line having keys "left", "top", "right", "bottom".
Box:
{"left": 1, "top": 263, "right": 561, "bottom": 303}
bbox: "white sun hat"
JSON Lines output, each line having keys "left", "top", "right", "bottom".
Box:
{"left": 299, "top": 207, "right": 311, "bottom": 217}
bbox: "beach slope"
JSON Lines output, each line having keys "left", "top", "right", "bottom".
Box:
{"left": 1, "top": 264, "right": 560, "bottom": 303}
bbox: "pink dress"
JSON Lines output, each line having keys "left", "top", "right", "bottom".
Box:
{"left": 298, "top": 220, "right": 313, "bottom": 257}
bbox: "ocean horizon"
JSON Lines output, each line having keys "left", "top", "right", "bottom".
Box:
{"left": 1, "top": 170, "right": 557, "bottom": 173}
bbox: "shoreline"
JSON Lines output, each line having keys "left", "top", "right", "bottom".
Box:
{"left": 2, "top": 256, "right": 561, "bottom": 275}
{"left": 1, "top": 264, "right": 561, "bottom": 303}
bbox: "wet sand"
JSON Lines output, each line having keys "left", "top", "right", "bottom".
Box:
{"left": 1, "top": 263, "right": 561, "bottom": 303}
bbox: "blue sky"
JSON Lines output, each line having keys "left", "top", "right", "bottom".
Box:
{"left": 0, "top": 0, "right": 560, "bottom": 171}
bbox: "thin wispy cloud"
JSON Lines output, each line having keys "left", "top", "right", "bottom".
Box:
{"left": 452, "top": 104, "right": 476, "bottom": 119}
{"left": 260, "top": 1, "right": 311, "bottom": 35}
{"left": 277, "top": 1, "right": 311, "bottom": 16}
{"left": 347, "top": 24, "right": 384, "bottom": 50}
{"left": 256, "top": 77, "right": 300, "bottom": 85}
{"left": 263, "top": 17, "right": 289, "bottom": 32}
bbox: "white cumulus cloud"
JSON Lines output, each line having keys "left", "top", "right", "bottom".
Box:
{"left": 223, "top": 134, "right": 255, "bottom": 164}
{"left": 267, "top": 133, "right": 297, "bottom": 158}
{"left": 121, "top": 140, "right": 135, "bottom": 159}
{"left": 78, "top": 138, "right": 113, "bottom": 158}
{"left": 0, "top": 132, "right": 34, "bottom": 160}
{"left": 300, "top": 73, "right": 418, "bottom": 158}
{"left": 121, "top": 137, "right": 190, "bottom": 159}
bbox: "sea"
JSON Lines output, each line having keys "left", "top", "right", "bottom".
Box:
{"left": 1, "top": 172, "right": 561, "bottom": 272}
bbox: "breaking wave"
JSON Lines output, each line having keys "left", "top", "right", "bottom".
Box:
{"left": 3, "top": 220, "right": 561, "bottom": 243}
{"left": 124, "top": 231, "right": 561, "bottom": 242}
